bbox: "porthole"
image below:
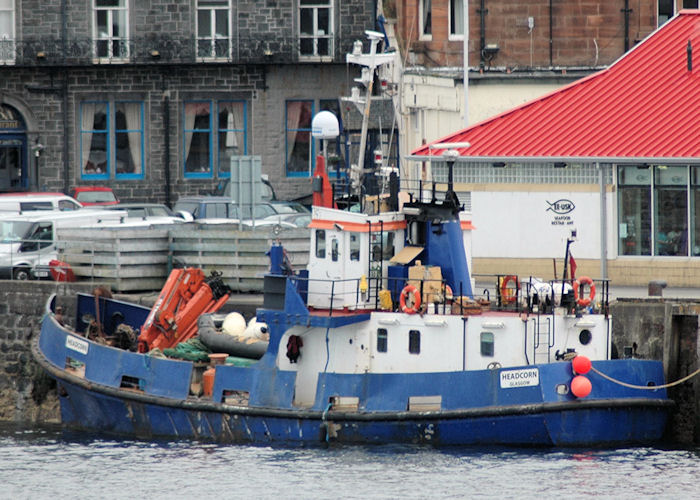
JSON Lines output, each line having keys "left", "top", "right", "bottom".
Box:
{"left": 579, "top": 329, "right": 592, "bottom": 345}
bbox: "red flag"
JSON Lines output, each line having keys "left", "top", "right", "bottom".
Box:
{"left": 569, "top": 253, "right": 577, "bottom": 280}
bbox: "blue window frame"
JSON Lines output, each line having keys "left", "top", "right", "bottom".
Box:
{"left": 185, "top": 99, "right": 248, "bottom": 179}
{"left": 184, "top": 100, "right": 213, "bottom": 178}
{"left": 80, "top": 100, "right": 144, "bottom": 180}
{"left": 217, "top": 100, "right": 247, "bottom": 178}
{"left": 285, "top": 100, "right": 314, "bottom": 177}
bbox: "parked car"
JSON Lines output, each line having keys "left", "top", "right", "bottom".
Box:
{"left": 103, "top": 203, "right": 191, "bottom": 224}
{"left": 270, "top": 201, "right": 310, "bottom": 215}
{"left": 173, "top": 196, "right": 279, "bottom": 222}
{"left": 268, "top": 212, "right": 312, "bottom": 228}
{"left": 0, "top": 192, "right": 82, "bottom": 213}
{"left": 70, "top": 186, "right": 119, "bottom": 206}
{"left": 215, "top": 175, "right": 277, "bottom": 202}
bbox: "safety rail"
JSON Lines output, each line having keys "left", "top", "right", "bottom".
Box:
{"left": 473, "top": 274, "right": 610, "bottom": 317}
{"left": 292, "top": 274, "right": 480, "bottom": 317}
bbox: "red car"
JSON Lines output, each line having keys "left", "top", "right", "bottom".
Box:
{"left": 70, "top": 186, "right": 119, "bottom": 206}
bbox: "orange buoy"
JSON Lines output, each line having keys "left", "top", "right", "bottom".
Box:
{"left": 571, "top": 375, "right": 592, "bottom": 398}
{"left": 572, "top": 355, "right": 592, "bottom": 375}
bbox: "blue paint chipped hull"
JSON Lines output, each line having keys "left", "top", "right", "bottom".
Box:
{"left": 34, "top": 300, "right": 673, "bottom": 447}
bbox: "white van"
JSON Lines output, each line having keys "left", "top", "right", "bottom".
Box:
{"left": 0, "top": 210, "right": 126, "bottom": 280}
{"left": 0, "top": 192, "right": 83, "bottom": 214}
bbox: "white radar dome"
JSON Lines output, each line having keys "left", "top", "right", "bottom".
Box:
{"left": 312, "top": 111, "right": 340, "bottom": 139}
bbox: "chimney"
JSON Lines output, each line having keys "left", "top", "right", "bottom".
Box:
{"left": 688, "top": 40, "right": 693, "bottom": 72}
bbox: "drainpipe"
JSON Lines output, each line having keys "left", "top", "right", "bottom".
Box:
{"left": 162, "top": 75, "right": 171, "bottom": 207}
{"left": 549, "top": 0, "right": 553, "bottom": 67}
{"left": 478, "top": 0, "right": 487, "bottom": 69}
{"left": 598, "top": 162, "right": 607, "bottom": 279}
{"left": 61, "top": 0, "right": 69, "bottom": 193}
{"left": 621, "top": 0, "right": 632, "bottom": 52}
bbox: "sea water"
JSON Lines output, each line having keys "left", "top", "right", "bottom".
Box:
{"left": 0, "top": 422, "right": 698, "bottom": 500}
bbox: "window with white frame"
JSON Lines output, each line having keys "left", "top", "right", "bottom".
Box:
{"left": 80, "top": 100, "right": 144, "bottom": 179}
{"left": 420, "top": 0, "right": 432, "bottom": 40}
{"left": 184, "top": 100, "right": 248, "bottom": 178}
{"left": 197, "top": 0, "right": 231, "bottom": 60}
{"left": 299, "top": 0, "right": 332, "bottom": 58}
{"left": 0, "top": 0, "right": 14, "bottom": 64}
{"left": 93, "top": 0, "right": 129, "bottom": 60}
{"left": 449, "top": 0, "right": 464, "bottom": 39}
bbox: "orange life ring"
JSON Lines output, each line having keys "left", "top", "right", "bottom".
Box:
{"left": 400, "top": 285, "right": 421, "bottom": 314}
{"left": 573, "top": 276, "right": 596, "bottom": 307}
{"left": 500, "top": 275, "right": 519, "bottom": 303}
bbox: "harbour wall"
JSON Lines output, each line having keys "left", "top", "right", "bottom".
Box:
{"left": 0, "top": 282, "right": 698, "bottom": 444}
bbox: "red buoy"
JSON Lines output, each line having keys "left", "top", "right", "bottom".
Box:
{"left": 572, "top": 355, "right": 592, "bottom": 375}
{"left": 571, "top": 375, "right": 592, "bottom": 398}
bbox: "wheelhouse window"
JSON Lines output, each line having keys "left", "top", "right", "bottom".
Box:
{"left": 93, "top": 0, "right": 129, "bottom": 61}
{"left": 480, "top": 332, "right": 494, "bottom": 357}
{"left": 409, "top": 329, "right": 420, "bottom": 354}
{"left": 80, "top": 100, "right": 144, "bottom": 179}
{"left": 377, "top": 328, "right": 387, "bottom": 353}
{"left": 299, "top": 0, "right": 332, "bottom": 58}
{"left": 285, "top": 100, "right": 313, "bottom": 177}
{"left": 197, "top": 0, "right": 231, "bottom": 60}
{"left": 0, "top": 0, "right": 15, "bottom": 64}
{"left": 315, "top": 229, "right": 326, "bottom": 258}
{"left": 449, "top": 0, "right": 464, "bottom": 39}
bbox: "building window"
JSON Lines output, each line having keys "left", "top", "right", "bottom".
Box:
{"left": 654, "top": 166, "right": 688, "bottom": 256}
{"left": 217, "top": 101, "right": 247, "bottom": 176}
{"left": 480, "top": 331, "right": 494, "bottom": 357}
{"left": 315, "top": 229, "right": 326, "bottom": 258}
{"left": 618, "top": 166, "right": 652, "bottom": 256}
{"left": 658, "top": 0, "right": 674, "bottom": 26}
{"left": 618, "top": 165, "right": 693, "bottom": 257}
{"left": 197, "top": 0, "right": 231, "bottom": 60}
{"left": 683, "top": 0, "right": 699, "bottom": 8}
{"left": 409, "top": 330, "right": 421, "bottom": 354}
{"left": 80, "top": 100, "right": 144, "bottom": 179}
{"left": 449, "top": 0, "right": 464, "bottom": 39}
{"left": 93, "top": 0, "right": 129, "bottom": 61}
{"left": 299, "top": 0, "right": 332, "bottom": 58}
{"left": 691, "top": 168, "right": 700, "bottom": 256}
{"left": 377, "top": 328, "right": 387, "bottom": 353}
{"left": 184, "top": 101, "right": 213, "bottom": 177}
{"left": 420, "top": 0, "right": 432, "bottom": 40}
{"left": 286, "top": 100, "right": 314, "bottom": 177}
{"left": 0, "top": 0, "right": 15, "bottom": 64}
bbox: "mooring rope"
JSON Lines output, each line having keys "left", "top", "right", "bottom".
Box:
{"left": 590, "top": 365, "right": 700, "bottom": 390}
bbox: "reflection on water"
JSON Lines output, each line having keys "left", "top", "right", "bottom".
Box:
{"left": 1, "top": 422, "right": 698, "bottom": 500}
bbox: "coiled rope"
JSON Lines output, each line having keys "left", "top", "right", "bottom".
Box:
{"left": 590, "top": 365, "right": 700, "bottom": 390}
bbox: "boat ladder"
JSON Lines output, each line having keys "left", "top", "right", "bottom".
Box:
{"left": 532, "top": 316, "right": 552, "bottom": 363}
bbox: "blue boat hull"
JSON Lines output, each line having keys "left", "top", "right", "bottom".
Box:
{"left": 34, "top": 302, "right": 672, "bottom": 447}
{"left": 48, "top": 373, "right": 669, "bottom": 446}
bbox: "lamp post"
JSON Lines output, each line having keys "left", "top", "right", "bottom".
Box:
{"left": 31, "top": 140, "right": 44, "bottom": 191}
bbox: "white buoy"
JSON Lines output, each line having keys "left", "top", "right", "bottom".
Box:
{"left": 221, "top": 312, "right": 246, "bottom": 336}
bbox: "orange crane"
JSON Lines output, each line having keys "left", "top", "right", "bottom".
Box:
{"left": 137, "top": 268, "right": 231, "bottom": 353}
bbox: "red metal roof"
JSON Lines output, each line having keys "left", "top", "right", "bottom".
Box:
{"left": 411, "top": 11, "right": 700, "bottom": 160}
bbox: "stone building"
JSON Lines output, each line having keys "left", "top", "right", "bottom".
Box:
{"left": 0, "top": 0, "right": 381, "bottom": 204}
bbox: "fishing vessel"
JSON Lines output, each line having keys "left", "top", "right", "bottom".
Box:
{"left": 31, "top": 32, "right": 672, "bottom": 447}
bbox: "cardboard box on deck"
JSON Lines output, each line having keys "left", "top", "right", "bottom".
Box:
{"left": 407, "top": 261, "right": 443, "bottom": 304}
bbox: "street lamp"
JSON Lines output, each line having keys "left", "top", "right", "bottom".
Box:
{"left": 31, "top": 140, "right": 44, "bottom": 191}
